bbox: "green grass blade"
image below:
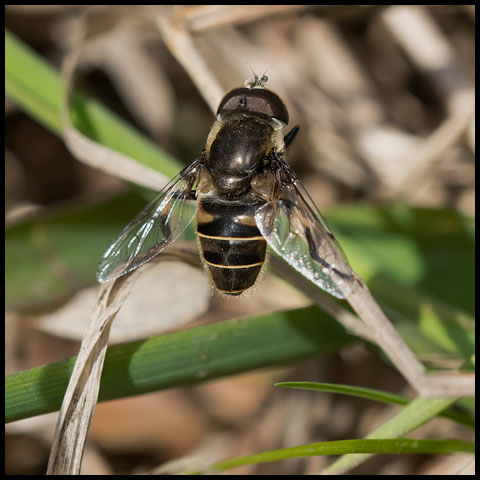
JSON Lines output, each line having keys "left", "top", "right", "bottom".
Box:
{"left": 5, "top": 192, "right": 148, "bottom": 309}
{"left": 206, "top": 438, "right": 474, "bottom": 473}
{"left": 324, "top": 397, "right": 459, "bottom": 474}
{"left": 5, "top": 29, "right": 182, "bottom": 180}
{"left": 5, "top": 306, "right": 355, "bottom": 423}
{"left": 332, "top": 204, "right": 475, "bottom": 316}
{"left": 5, "top": 31, "right": 62, "bottom": 133}
{"left": 275, "top": 382, "right": 474, "bottom": 428}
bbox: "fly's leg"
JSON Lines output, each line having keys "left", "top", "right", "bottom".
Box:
{"left": 284, "top": 126, "right": 299, "bottom": 148}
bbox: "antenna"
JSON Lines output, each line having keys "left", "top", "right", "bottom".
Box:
{"left": 245, "top": 62, "right": 274, "bottom": 89}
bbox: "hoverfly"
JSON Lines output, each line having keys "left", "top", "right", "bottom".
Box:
{"left": 97, "top": 75, "right": 354, "bottom": 298}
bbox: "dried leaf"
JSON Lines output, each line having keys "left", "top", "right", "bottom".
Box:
{"left": 32, "top": 261, "right": 210, "bottom": 343}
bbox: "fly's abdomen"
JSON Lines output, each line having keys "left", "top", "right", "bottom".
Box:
{"left": 196, "top": 197, "right": 267, "bottom": 295}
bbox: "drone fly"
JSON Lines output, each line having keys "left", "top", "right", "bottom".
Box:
{"left": 97, "top": 76, "right": 354, "bottom": 297}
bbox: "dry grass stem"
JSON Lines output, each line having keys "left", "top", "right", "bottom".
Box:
{"left": 156, "top": 14, "right": 224, "bottom": 113}
{"left": 393, "top": 111, "right": 472, "bottom": 199}
{"left": 346, "top": 280, "right": 474, "bottom": 397}
{"left": 47, "top": 270, "right": 142, "bottom": 474}
{"left": 181, "top": 4, "right": 307, "bottom": 33}
{"left": 271, "top": 256, "right": 474, "bottom": 397}
{"left": 96, "top": 29, "right": 176, "bottom": 137}
{"left": 61, "top": 17, "right": 168, "bottom": 191}
{"left": 456, "top": 458, "right": 475, "bottom": 475}
{"left": 382, "top": 6, "right": 455, "bottom": 72}
{"left": 269, "top": 256, "right": 375, "bottom": 343}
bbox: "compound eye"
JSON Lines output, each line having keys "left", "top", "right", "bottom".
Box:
{"left": 217, "top": 87, "right": 289, "bottom": 125}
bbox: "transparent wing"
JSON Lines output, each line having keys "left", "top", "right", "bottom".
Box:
{"left": 97, "top": 160, "right": 201, "bottom": 283}
{"left": 255, "top": 157, "right": 354, "bottom": 298}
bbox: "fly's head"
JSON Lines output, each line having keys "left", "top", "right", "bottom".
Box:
{"left": 216, "top": 79, "right": 289, "bottom": 127}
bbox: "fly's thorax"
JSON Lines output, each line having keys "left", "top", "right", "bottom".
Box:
{"left": 204, "top": 113, "right": 282, "bottom": 198}
{"left": 204, "top": 119, "right": 223, "bottom": 154}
